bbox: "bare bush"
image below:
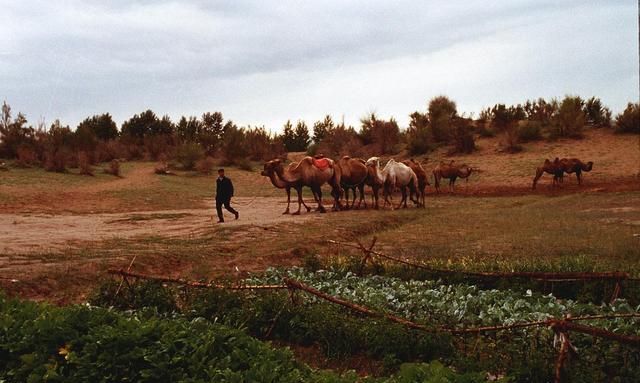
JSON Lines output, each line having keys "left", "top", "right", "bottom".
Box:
{"left": 104, "top": 159, "right": 121, "bottom": 177}
{"left": 44, "top": 150, "right": 68, "bottom": 173}
{"left": 15, "top": 146, "right": 39, "bottom": 168}
{"left": 78, "top": 152, "right": 94, "bottom": 176}
{"left": 195, "top": 156, "right": 216, "bottom": 175}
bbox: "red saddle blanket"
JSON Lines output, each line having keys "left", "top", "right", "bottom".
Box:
{"left": 312, "top": 158, "right": 331, "bottom": 170}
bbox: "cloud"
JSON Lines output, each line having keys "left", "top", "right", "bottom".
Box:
{"left": 0, "top": 1, "right": 636, "bottom": 131}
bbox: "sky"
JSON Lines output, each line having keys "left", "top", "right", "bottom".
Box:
{"left": 1, "top": 1, "right": 638, "bottom": 133}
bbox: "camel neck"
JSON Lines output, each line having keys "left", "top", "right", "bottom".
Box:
{"left": 267, "top": 170, "right": 287, "bottom": 189}
{"left": 275, "top": 164, "right": 298, "bottom": 183}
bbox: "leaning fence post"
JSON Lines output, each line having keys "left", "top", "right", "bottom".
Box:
{"left": 554, "top": 330, "right": 571, "bottom": 383}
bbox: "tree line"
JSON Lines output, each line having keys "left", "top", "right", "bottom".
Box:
{"left": 0, "top": 95, "right": 637, "bottom": 174}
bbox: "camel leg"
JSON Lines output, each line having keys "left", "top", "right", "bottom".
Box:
{"left": 351, "top": 187, "right": 360, "bottom": 209}
{"left": 297, "top": 186, "right": 312, "bottom": 212}
{"left": 372, "top": 186, "right": 379, "bottom": 209}
{"left": 314, "top": 187, "right": 326, "bottom": 213}
{"left": 576, "top": 169, "right": 582, "bottom": 185}
{"left": 350, "top": 187, "right": 357, "bottom": 209}
{"left": 292, "top": 187, "right": 303, "bottom": 215}
{"left": 410, "top": 184, "right": 419, "bottom": 206}
{"left": 532, "top": 168, "right": 543, "bottom": 190}
{"left": 357, "top": 184, "right": 365, "bottom": 209}
{"left": 282, "top": 187, "right": 291, "bottom": 214}
{"left": 383, "top": 184, "right": 392, "bottom": 209}
{"left": 347, "top": 187, "right": 354, "bottom": 210}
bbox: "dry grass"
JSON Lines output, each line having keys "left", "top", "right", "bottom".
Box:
{"left": 410, "top": 129, "right": 640, "bottom": 188}
{"left": 1, "top": 129, "right": 639, "bottom": 303}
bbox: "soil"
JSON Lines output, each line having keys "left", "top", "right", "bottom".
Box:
{"left": 0, "top": 197, "right": 316, "bottom": 254}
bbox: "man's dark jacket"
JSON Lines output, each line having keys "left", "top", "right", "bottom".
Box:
{"left": 216, "top": 176, "right": 234, "bottom": 202}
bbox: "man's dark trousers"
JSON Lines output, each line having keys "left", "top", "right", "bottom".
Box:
{"left": 216, "top": 198, "right": 237, "bottom": 222}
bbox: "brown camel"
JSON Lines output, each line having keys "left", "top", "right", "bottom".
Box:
{"left": 335, "top": 156, "right": 368, "bottom": 209}
{"left": 402, "top": 159, "right": 429, "bottom": 207}
{"left": 532, "top": 158, "right": 563, "bottom": 189}
{"left": 432, "top": 160, "right": 473, "bottom": 193}
{"left": 558, "top": 158, "right": 594, "bottom": 185}
{"left": 261, "top": 160, "right": 313, "bottom": 215}
{"left": 364, "top": 158, "right": 385, "bottom": 209}
{"left": 270, "top": 157, "right": 341, "bottom": 213}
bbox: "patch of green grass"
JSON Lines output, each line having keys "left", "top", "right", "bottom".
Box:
{"left": 0, "top": 166, "right": 110, "bottom": 188}
{"left": 352, "top": 192, "right": 640, "bottom": 275}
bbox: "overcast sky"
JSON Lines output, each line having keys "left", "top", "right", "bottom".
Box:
{"left": 1, "top": 1, "right": 638, "bottom": 132}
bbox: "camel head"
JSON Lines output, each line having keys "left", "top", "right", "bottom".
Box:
{"left": 261, "top": 159, "right": 282, "bottom": 176}
{"left": 365, "top": 156, "right": 380, "bottom": 167}
{"left": 459, "top": 164, "right": 473, "bottom": 178}
{"left": 585, "top": 161, "right": 594, "bottom": 171}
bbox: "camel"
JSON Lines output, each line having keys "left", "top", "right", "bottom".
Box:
{"left": 532, "top": 158, "right": 563, "bottom": 189}
{"left": 364, "top": 157, "right": 385, "bottom": 209}
{"left": 377, "top": 158, "right": 418, "bottom": 209}
{"left": 270, "top": 157, "right": 341, "bottom": 213}
{"left": 558, "top": 158, "right": 594, "bottom": 185}
{"left": 261, "top": 159, "right": 312, "bottom": 215}
{"left": 433, "top": 160, "right": 473, "bottom": 193}
{"left": 402, "top": 159, "right": 429, "bottom": 207}
{"left": 335, "top": 156, "right": 368, "bottom": 209}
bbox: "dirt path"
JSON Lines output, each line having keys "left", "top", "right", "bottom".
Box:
{"left": 0, "top": 197, "right": 318, "bottom": 254}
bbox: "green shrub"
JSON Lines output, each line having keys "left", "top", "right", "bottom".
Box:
{"left": 236, "top": 157, "right": 254, "bottom": 171}
{"left": 517, "top": 121, "right": 543, "bottom": 142}
{"left": 615, "top": 102, "right": 640, "bottom": 134}
{"left": 476, "top": 125, "right": 496, "bottom": 138}
{"left": 174, "top": 142, "right": 204, "bottom": 170}
{"left": 551, "top": 96, "right": 585, "bottom": 138}
{"left": 0, "top": 295, "right": 315, "bottom": 383}
{"left": 406, "top": 112, "right": 432, "bottom": 155}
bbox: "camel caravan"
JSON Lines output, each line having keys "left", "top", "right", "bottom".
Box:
{"left": 261, "top": 154, "right": 594, "bottom": 214}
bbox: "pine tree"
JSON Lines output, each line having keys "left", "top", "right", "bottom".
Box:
{"left": 282, "top": 120, "right": 296, "bottom": 151}
{"left": 293, "top": 120, "right": 310, "bottom": 151}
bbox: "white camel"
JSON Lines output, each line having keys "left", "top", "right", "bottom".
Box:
{"left": 366, "top": 157, "right": 418, "bottom": 209}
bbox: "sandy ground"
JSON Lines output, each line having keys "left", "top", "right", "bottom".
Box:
{"left": 0, "top": 197, "right": 319, "bottom": 254}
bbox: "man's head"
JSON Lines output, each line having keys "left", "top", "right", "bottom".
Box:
{"left": 218, "top": 168, "right": 225, "bottom": 177}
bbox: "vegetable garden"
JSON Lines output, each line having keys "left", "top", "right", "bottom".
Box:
{"left": 2, "top": 242, "right": 640, "bottom": 382}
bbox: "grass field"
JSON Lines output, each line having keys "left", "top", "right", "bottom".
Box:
{"left": 0, "top": 129, "right": 639, "bottom": 304}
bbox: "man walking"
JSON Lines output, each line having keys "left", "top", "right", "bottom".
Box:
{"left": 215, "top": 168, "right": 239, "bottom": 223}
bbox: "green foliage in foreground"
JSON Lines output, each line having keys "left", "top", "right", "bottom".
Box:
{"left": 90, "top": 268, "right": 640, "bottom": 382}
{"left": 0, "top": 294, "right": 490, "bottom": 383}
